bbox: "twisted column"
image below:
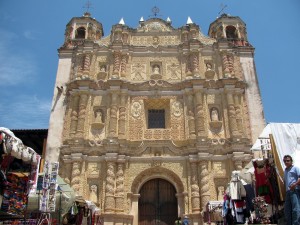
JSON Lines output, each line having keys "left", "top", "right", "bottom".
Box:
{"left": 194, "top": 91, "right": 206, "bottom": 137}
{"left": 190, "top": 158, "right": 200, "bottom": 213}
{"left": 199, "top": 161, "right": 210, "bottom": 212}
{"left": 77, "top": 94, "right": 88, "bottom": 134}
{"left": 186, "top": 94, "right": 196, "bottom": 138}
{"left": 222, "top": 53, "right": 234, "bottom": 78}
{"left": 191, "top": 52, "right": 199, "bottom": 76}
{"left": 83, "top": 54, "right": 91, "bottom": 75}
{"left": 234, "top": 94, "right": 243, "bottom": 136}
{"left": 115, "top": 156, "right": 126, "bottom": 212}
{"left": 118, "top": 94, "right": 127, "bottom": 136}
{"left": 227, "top": 92, "right": 239, "bottom": 137}
{"left": 112, "top": 51, "right": 121, "bottom": 77}
{"left": 71, "top": 162, "right": 81, "bottom": 195}
{"left": 109, "top": 92, "right": 119, "bottom": 137}
{"left": 104, "top": 160, "right": 116, "bottom": 212}
{"left": 70, "top": 95, "right": 79, "bottom": 135}
{"left": 120, "top": 54, "right": 128, "bottom": 76}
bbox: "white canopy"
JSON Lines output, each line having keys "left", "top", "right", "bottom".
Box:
{"left": 251, "top": 123, "right": 300, "bottom": 169}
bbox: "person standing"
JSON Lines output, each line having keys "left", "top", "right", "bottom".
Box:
{"left": 174, "top": 217, "right": 181, "bottom": 225}
{"left": 283, "top": 155, "right": 300, "bottom": 224}
{"left": 182, "top": 216, "right": 189, "bottom": 225}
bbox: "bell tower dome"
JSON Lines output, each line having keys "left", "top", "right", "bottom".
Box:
{"left": 62, "top": 11, "right": 104, "bottom": 48}
{"left": 208, "top": 13, "right": 250, "bottom": 47}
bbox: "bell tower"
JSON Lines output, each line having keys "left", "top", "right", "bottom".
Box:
{"left": 63, "top": 12, "right": 104, "bottom": 48}
{"left": 208, "top": 13, "right": 250, "bottom": 47}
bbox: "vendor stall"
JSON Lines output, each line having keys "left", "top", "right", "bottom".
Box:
{"left": 0, "top": 127, "right": 41, "bottom": 224}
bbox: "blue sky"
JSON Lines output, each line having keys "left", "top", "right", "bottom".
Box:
{"left": 0, "top": 0, "right": 299, "bottom": 129}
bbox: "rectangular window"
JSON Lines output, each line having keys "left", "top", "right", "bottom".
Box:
{"left": 148, "top": 109, "right": 165, "bottom": 129}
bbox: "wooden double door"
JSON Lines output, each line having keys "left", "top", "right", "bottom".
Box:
{"left": 139, "top": 178, "right": 178, "bottom": 225}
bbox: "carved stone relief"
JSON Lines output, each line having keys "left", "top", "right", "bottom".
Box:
{"left": 166, "top": 63, "right": 181, "bottom": 80}
{"left": 131, "top": 101, "right": 142, "bottom": 118}
{"left": 131, "top": 63, "right": 146, "bottom": 80}
{"left": 172, "top": 101, "right": 183, "bottom": 117}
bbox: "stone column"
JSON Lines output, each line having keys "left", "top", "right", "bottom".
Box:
{"left": 77, "top": 94, "right": 88, "bottom": 134}
{"left": 222, "top": 53, "right": 234, "bottom": 78}
{"left": 199, "top": 160, "right": 210, "bottom": 212}
{"left": 112, "top": 51, "right": 121, "bottom": 78}
{"left": 189, "top": 157, "right": 200, "bottom": 213}
{"left": 234, "top": 94, "right": 244, "bottom": 136}
{"left": 120, "top": 54, "right": 128, "bottom": 77}
{"left": 83, "top": 54, "right": 91, "bottom": 76}
{"left": 115, "top": 155, "right": 126, "bottom": 212}
{"left": 186, "top": 92, "right": 196, "bottom": 138}
{"left": 109, "top": 92, "right": 119, "bottom": 137}
{"left": 194, "top": 91, "right": 206, "bottom": 138}
{"left": 191, "top": 52, "right": 200, "bottom": 77}
{"left": 118, "top": 94, "right": 127, "bottom": 137}
{"left": 104, "top": 154, "right": 117, "bottom": 213}
{"left": 226, "top": 92, "right": 239, "bottom": 137}
{"left": 70, "top": 94, "right": 80, "bottom": 135}
{"left": 70, "top": 154, "right": 83, "bottom": 196}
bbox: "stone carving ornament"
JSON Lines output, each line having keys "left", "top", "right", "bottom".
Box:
{"left": 131, "top": 101, "right": 142, "bottom": 118}
{"left": 172, "top": 101, "right": 183, "bottom": 117}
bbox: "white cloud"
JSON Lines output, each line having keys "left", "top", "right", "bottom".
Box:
{"left": 0, "top": 95, "right": 51, "bottom": 129}
{"left": 0, "top": 29, "right": 38, "bottom": 86}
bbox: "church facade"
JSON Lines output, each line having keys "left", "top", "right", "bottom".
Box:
{"left": 45, "top": 11, "right": 265, "bottom": 225}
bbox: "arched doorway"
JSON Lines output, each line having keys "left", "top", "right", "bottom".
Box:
{"left": 139, "top": 178, "right": 178, "bottom": 225}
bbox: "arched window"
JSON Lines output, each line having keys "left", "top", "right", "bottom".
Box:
{"left": 226, "top": 26, "right": 238, "bottom": 39}
{"left": 75, "top": 27, "right": 86, "bottom": 39}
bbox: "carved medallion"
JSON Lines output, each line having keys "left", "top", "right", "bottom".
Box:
{"left": 172, "top": 101, "right": 183, "bottom": 117}
{"left": 131, "top": 101, "right": 142, "bottom": 118}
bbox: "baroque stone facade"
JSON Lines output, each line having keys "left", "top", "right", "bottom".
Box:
{"left": 46, "top": 12, "right": 265, "bottom": 225}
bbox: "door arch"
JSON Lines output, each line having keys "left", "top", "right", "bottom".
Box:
{"left": 139, "top": 178, "right": 178, "bottom": 225}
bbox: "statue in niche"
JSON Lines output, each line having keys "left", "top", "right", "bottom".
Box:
{"left": 211, "top": 107, "right": 219, "bottom": 121}
{"left": 206, "top": 63, "right": 212, "bottom": 71}
{"left": 94, "top": 109, "right": 103, "bottom": 123}
{"left": 100, "top": 65, "right": 106, "bottom": 72}
{"left": 89, "top": 184, "right": 98, "bottom": 203}
{"left": 152, "top": 65, "right": 160, "bottom": 74}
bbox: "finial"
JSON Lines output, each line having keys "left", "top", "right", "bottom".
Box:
{"left": 139, "top": 16, "right": 144, "bottom": 22}
{"left": 186, "top": 17, "right": 193, "bottom": 25}
{"left": 166, "top": 17, "right": 172, "bottom": 24}
{"left": 119, "top": 18, "right": 125, "bottom": 25}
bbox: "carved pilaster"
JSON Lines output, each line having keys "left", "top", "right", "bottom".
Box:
{"left": 104, "top": 157, "right": 116, "bottom": 213}
{"left": 70, "top": 95, "right": 79, "bottom": 135}
{"left": 112, "top": 51, "right": 121, "bottom": 78}
{"left": 77, "top": 94, "right": 88, "bottom": 134}
{"left": 234, "top": 94, "right": 244, "bottom": 136}
{"left": 83, "top": 54, "right": 91, "bottom": 75}
{"left": 189, "top": 157, "right": 200, "bottom": 213}
{"left": 191, "top": 52, "right": 200, "bottom": 77}
{"left": 118, "top": 94, "right": 127, "bottom": 137}
{"left": 115, "top": 156, "right": 126, "bottom": 212}
{"left": 199, "top": 161, "right": 210, "bottom": 212}
{"left": 120, "top": 54, "right": 128, "bottom": 76}
{"left": 109, "top": 92, "right": 119, "bottom": 137}
{"left": 71, "top": 161, "right": 82, "bottom": 195}
{"left": 226, "top": 92, "right": 239, "bottom": 137}
{"left": 186, "top": 93, "right": 196, "bottom": 138}
{"left": 194, "top": 91, "right": 206, "bottom": 137}
{"left": 222, "top": 52, "right": 234, "bottom": 78}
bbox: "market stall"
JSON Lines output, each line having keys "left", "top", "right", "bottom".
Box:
{"left": 0, "top": 127, "right": 41, "bottom": 223}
